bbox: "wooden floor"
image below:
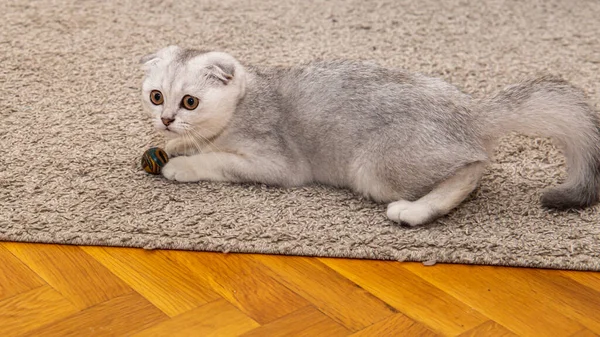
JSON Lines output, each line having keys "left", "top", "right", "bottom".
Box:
{"left": 0, "top": 242, "right": 599, "bottom": 337}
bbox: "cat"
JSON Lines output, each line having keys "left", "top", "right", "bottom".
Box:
{"left": 140, "top": 45, "right": 600, "bottom": 226}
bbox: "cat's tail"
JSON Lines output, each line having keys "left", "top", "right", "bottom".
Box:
{"left": 476, "top": 76, "right": 600, "bottom": 209}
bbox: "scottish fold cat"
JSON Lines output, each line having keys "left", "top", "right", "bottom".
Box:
{"left": 140, "top": 46, "right": 600, "bottom": 226}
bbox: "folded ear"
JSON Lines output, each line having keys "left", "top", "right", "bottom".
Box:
{"left": 206, "top": 61, "right": 235, "bottom": 85}
{"left": 139, "top": 45, "right": 181, "bottom": 71}
{"left": 139, "top": 51, "right": 162, "bottom": 74}
{"left": 139, "top": 53, "right": 158, "bottom": 65}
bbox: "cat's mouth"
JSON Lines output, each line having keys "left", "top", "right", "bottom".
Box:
{"left": 159, "top": 126, "right": 180, "bottom": 138}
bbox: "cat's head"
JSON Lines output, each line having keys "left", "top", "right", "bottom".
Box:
{"left": 140, "top": 46, "right": 247, "bottom": 140}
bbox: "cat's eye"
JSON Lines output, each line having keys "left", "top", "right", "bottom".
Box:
{"left": 150, "top": 90, "right": 164, "bottom": 105}
{"left": 182, "top": 95, "right": 199, "bottom": 110}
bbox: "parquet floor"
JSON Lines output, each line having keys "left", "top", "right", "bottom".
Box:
{"left": 1, "top": 242, "right": 599, "bottom": 336}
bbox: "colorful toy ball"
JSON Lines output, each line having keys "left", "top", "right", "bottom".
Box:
{"left": 141, "top": 147, "right": 169, "bottom": 175}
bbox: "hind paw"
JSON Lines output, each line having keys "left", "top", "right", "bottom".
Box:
{"left": 386, "top": 200, "right": 436, "bottom": 227}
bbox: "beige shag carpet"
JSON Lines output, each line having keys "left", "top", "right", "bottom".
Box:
{"left": 2, "top": 0, "right": 600, "bottom": 270}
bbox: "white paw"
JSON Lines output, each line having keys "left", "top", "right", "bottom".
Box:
{"left": 165, "top": 139, "right": 198, "bottom": 157}
{"left": 162, "top": 157, "right": 199, "bottom": 182}
{"left": 164, "top": 139, "right": 182, "bottom": 157}
{"left": 386, "top": 200, "right": 435, "bottom": 227}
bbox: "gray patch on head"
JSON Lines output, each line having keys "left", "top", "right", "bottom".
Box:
{"left": 176, "top": 48, "right": 209, "bottom": 64}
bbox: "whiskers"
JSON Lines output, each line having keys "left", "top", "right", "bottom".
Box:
{"left": 179, "top": 123, "right": 230, "bottom": 172}
{"left": 180, "top": 122, "right": 226, "bottom": 155}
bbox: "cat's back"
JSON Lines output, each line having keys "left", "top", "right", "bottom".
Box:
{"left": 285, "top": 60, "right": 460, "bottom": 91}
{"left": 267, "top": 60, "right": 472, "bottom": 135}
{"left": 279, "top": 60, "right": 416, "bottom": 95}
{"left": 275, "top": 60, "right": 469, "bottom": 113}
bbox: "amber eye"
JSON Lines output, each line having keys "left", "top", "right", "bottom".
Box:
{"left": 182, "top": 95, "right": 199, "bottom": 110}
{"left": 150, "top": 90, "right": 163, "bottom": 105}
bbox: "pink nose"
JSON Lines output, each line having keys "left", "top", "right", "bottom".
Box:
{"left": 161, "top": 118, "right": 174, "bottom": 126}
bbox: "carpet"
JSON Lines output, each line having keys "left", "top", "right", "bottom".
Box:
{"left": 2, "top": 0, "right": 599, "bottom": 271}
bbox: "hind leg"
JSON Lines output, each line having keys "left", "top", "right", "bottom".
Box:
{"left": 387, "top": 161, "right": 486, "bottom": 226}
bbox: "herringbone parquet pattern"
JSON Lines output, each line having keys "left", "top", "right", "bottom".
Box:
{"left": 1, "top": 242, "right": 599, "bottom": 336}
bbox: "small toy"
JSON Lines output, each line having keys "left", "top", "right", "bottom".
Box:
{"left": 141, "top": 147, "right": 169, "bottom": 175}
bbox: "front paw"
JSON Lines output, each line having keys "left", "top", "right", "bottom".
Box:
{"left": 162, "top": 157, "right": 199, "bottom": 182}
{"left": 165, "top": 139, "right": 197, "bottom": 157}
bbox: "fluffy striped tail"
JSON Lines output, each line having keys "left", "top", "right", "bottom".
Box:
{"left": 477, "top": 76, "right": 600, "bottom": 209}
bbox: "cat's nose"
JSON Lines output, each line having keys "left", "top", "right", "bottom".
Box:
{"left": 161, "top": 118, "right": 174, "bottom": 126}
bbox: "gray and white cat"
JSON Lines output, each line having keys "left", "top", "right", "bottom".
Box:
{"left": 140, "top": 45, "right": 600, "bottom": 226}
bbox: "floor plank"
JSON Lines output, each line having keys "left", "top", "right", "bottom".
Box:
{"left": 524, "top": 269, "right": 600, "bottom": 334}
{"left": 570, "top": 329, "right": 600, "bottom": 337}
{"left": 458, "top": 321, "right": 517, "bottom": 337}
{"left": 0, "top": 286, "right": 79, "bottom": 337}
{"left": 402, "top": 263, "right": 587, "bottom": 336}
{"left": 164, "top": 250, "right": 309, "bottom": 324}
{"left": 81, "top": 246, "right": 219, "bottom": 317}
{"left": 350, "top": 313, "right": 439, "bottom": 337}
{"left": 241, "top": 306, "right": 351, "bottom": 337}
{"left": 26, "top": 292, "right": 168, "bottom": 337}
{"left": 320, "top": 258, "right": 487, "bottom": 335}
{"left": 4, "top": 243, "right": 131, "bottom": 310}
{"left": 253, "top": 254, "right": 397, "bottom": 331}
{"left": 0, "top": 244, "right": 46, "bottom": 301}
{"left": 134, "top": 300, "right": 260, "bottom": 337}
{"left": 562, "top": 270, "right": 600, "bottom": 292}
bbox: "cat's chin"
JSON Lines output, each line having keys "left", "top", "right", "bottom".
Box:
{"left": 159, "top": 128, "right": 180, "bottom": 139}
